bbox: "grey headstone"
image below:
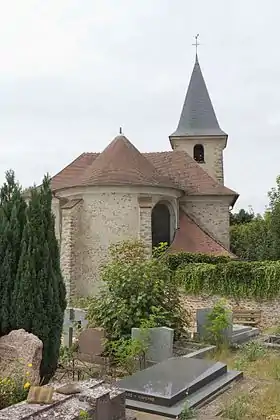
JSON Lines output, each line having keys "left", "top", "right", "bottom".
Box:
{"left": 131, "top": 326, "right": 174, "bottom": 363}
{"left": 196, "top": 308, "right": 233, "bottom": 342}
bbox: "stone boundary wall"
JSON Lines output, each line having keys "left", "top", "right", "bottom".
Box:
{"left": 182, "top": 294, "right": 280, "bottom": 331}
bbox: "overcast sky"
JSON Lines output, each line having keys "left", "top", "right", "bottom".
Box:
{"left": 0, "top": 0, "right": 278, "bottom": 213}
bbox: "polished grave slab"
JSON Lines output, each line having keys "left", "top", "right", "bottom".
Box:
{"left": 118, "top": 357, "right": 226, "bottom": 407}
{"left": 118, "top": 356, "right": 242, "bottom": 418}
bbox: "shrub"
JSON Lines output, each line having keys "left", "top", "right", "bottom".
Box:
{"left": 164, "top": 252, "right": 231, "bottom": 272}
{"left": 175, "top": 260, "right": 280, "bottom": 299}
{"left": 205, "top": 300, "right": 231, "bottom": 348}
{"left": 87, "top": 240, "right": 189, "bottom": 342}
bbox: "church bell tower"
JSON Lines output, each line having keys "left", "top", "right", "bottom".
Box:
{"left": 169, "top": 39, "right": 227, "bottom": 184}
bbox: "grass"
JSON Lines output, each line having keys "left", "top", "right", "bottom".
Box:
{"left": 221, "top": 383, "right": 280, "bottom": 419}
{"left": 210, "top": 342, "right": 280, "bottom": 419}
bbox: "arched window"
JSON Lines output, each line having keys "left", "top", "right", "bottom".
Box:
{"left": 193, "top": 144, "right": 205, "bottom": 163}
{"left": 152, "top": 203, "right": 170, "bottom": 247}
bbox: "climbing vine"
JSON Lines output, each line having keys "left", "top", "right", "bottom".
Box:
{"left": 175, "top": 261, "right": 280, "bottom": 300}
{"left": 163, "top": 252, "right": 231, "bottom": 272}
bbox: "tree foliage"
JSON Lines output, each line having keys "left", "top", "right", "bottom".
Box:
{"left": 230, "top": 214, "right": 275, "bottom": 260}
{"left": 230, "top": 175, "right": 280, "bottom": 260}
{"left": 0, "top": 171, "right": 27, "bottom": 335}
{"left": 230, "top": 208, "right": 255, "bottom": 226}
{"left": 87, "top": 240, "right": 189, "bottom": 342}
{"left": 0, "top": 172, "right": 66, "bottom": 382}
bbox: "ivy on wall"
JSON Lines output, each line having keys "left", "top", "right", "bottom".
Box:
{"left": 175, "top": 261, "right": 280, "bottom": 300}
{"left": 163, "top": 252, "right": 232, "bottom": 272}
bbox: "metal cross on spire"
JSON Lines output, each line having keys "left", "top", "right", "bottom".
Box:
{"left": 192, "top": 34, "right": 200, "bottom": 59}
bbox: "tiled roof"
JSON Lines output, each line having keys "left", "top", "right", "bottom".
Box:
{"left": 79, "top": 135, "right": 178, "bottom": 189}
{"left": 145, "top": 151, "right": 236, "bottom": 197}
{"left": 51, "top": 142, "right": 238, "bottom": 203}
{"left": 51, "top": 153, "right": 98, "bottom": 191}
{"left": 170, "top": 56, "right": 226, "bottom": 137}
{"left": 169, "top": 209, "right": 235, "bottom": 256}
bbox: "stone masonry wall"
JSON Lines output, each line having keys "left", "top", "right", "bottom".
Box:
{"left": 181, "top": 200, "right": 230, "bottom": 249}
{"left": 60, "top": 208, "right": 73, "bottom": 301}
{"left": 171, "top": 137, "right": 226, "bottom": 184}
{"left": 182, "top": 294, "right": 280, "bottom": 331}
{"left": 77, "top": 192, "right": 140, "bottom": 296}
{"left": 60, "top": 200, "right": 83, "bottom": 301}
{"left": 51, "top": 197, "right": 61, "bottom": 243}
{"left": 138, "top": 197, "right": 152, "bottom": 255}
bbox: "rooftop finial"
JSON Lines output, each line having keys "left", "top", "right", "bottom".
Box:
{"left": 119, "top": 126, "right": 123, "bottom": 135}
{"left": 192, "top": 34, "right": 200, "bottom": 61}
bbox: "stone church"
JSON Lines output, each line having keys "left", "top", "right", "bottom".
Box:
{"left": 51, "top": 54, "right": 238, "bottom": 298}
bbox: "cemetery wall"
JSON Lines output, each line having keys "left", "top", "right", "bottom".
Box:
{"left": 182, "top": 294, "right": 280, "bottom": 330}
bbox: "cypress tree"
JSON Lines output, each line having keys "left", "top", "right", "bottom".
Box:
{"left": 39, "top": 175, "right": 66, "bottom": 381}
{"left": 13, "top": 177, "right": 66, "bottom": 382}
{"left": 0, "top": 171, "right": 26, "bottom": 336}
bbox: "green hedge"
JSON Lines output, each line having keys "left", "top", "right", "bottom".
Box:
{"left": 175, "top": 261, "right": 280, "bottom": 299}
{"left": 164, "top": 252, "right": 232, "bottom": 272}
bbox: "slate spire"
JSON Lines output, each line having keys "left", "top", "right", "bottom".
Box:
{"left": 171, "top": 55, "right": 226, "bottom": 137}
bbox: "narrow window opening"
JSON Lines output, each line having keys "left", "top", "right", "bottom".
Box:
{"left": 193, "top": 144, "right": 205, "bottom": 163}
{"left": 152, "top": 203, "right": 170, "bottom": 247}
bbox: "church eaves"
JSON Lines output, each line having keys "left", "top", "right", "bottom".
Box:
{"left": 171, "top": 56, "right": 227, "bottom": 137}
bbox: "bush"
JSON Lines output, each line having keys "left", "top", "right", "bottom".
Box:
{"left": 164, "top": 252, "right": 231, "bottom": 272}
{"left": 205, "top": 300, "right": 231, "bottom": 347}
{"left": 87, "top": 240, "right": 189, "bottom": 343}
{"left": 175, "top": 260, "right": 280, "bottom": 299}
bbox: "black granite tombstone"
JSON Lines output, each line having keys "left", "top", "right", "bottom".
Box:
{"left": 118, "top": 356, "right": 243, "bottom": 418}
{"left": 119, "top": 357, "right": 226, "bottom": 406}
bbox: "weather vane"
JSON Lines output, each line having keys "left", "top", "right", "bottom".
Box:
{"left": 192, "top": 34, "right": 200, "bottom": 56}
{"left": 119, "top": 126, "right": 123, "bottom": 135}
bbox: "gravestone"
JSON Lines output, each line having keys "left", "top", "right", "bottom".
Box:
{"left": 77, "top": 327, "right": 106, "bottom": 363}
{"left": 62, "top": 307, "right": 88, "bottom": 347}
{"left": 196, "top": 308, "right": 233, "bottom": 343}
{"left": 131, "top": 326, "right": 174, "bottom": 363}
{"left": 0, "top": 329, "right": 43, "bottom": 386}
{"left": 118, "top": 356, "right": 243, "bottom": 417}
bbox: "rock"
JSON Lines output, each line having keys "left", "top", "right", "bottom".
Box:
{"left": 0, "top": 329, "right": 43, "bottom": 385}
{"left": 55, "top": 383, "right": 82, "bottom": 395}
